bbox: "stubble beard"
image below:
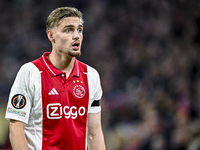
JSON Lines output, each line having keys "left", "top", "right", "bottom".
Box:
{"left": 68, "top": 51, "right": 81, "bottom": 57}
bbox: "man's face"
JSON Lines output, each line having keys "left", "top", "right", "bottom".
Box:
{"left": 51, "top": 17, "right": 83, "bottom": 57}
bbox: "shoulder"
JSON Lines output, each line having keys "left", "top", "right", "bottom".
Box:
{"left": 77, "top": 60, "right": 100, "bottom": 78}
{"left": 12, "top": 62, "right": 41, "bottom": 88}
{"left": 17, "top": 62, "right": 40, "bottom": 78}
{"left": 20, "top": 62, "right": 36, "bottom": 70}
{"left": 87, "top": 65, "right": 100, "bottom": 77}
{"left": 20, "top": 62, "right": 39, "bottom": 72}
{"left": 85, "top": 64, "right": 101, "bottom": 86}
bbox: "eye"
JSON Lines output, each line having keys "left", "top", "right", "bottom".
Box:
{"left": 63, "top": 28, "right": 72, "bottom": 33}
{"left": 78, "top": 28, "right": 83, "bottom": 33}
{"left": 66, "top": 29, "right": 71, "bottom": 33}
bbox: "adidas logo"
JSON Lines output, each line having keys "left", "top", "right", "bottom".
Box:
{"left": 48, "top": 88, "right": 59, "bottom": 95}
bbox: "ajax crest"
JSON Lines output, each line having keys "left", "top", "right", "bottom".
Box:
{"left": 73, "top": 85, "right": 85, "bottom": 98}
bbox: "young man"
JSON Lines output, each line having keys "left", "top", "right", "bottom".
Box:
{"left": 5, "top": 7, "right": 106, "bottom": 150}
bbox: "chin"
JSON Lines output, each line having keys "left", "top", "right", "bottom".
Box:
{"left": 69, "top": 51, "right": 81, "bottom": 57}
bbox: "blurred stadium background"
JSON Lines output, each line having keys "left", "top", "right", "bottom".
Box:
{"left": 1, "top": 0, "right": 200, "bottom": 150}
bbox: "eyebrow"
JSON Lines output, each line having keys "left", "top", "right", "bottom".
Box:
{"left": 63, "top": 25, "right": 83, "bottom": 29}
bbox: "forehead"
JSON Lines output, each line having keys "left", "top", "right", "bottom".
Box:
{"left": 57, "top": 17, "right": 83, "bottom": 28}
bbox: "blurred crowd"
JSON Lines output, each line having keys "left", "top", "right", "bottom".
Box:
{"left": 1, "top": 0, "right": 200, "bottom": 150}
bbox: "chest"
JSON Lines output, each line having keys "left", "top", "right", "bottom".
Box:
{"left": 40, "top": 71, "right": 89, "bottom": 120}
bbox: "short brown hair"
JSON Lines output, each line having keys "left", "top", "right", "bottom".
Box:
{"left": 46, "top": 7, "right": 84, "bottom": 32}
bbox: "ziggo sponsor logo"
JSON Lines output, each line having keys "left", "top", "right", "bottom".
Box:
{"left": 47, "top": 103, "right": 86, "bottom": 119}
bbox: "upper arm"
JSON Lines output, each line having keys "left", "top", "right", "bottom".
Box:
{"left": 10, "top": 119, "right": 26, "bottom": 134}
{"left": 87, "top": 112, "right": 102, "bottom": 136}
{"left": 9, "top": 119, "right": 29, "bottom": 150}
{"left": 87, "top": 112, "right": 106, "bottom": 150}
{"left": 9, "top": 119, "right": 27, "bottom": 143}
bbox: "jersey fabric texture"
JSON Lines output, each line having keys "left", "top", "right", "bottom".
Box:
{"left": 5, "top": 52, "right": 102, "bottom": 150}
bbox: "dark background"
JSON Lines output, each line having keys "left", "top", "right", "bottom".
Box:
{"left": 1, "top": 0, "right": 200, "bottom": 150}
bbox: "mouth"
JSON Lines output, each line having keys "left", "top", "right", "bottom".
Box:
{"left": 72, "top": 42, "right": 80, "bottom": 50}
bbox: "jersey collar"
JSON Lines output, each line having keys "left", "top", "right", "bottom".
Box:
{"left": 42, "top": 52, "right": 80, "bottom": 77}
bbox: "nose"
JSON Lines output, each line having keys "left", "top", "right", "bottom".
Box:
{"left": 73, "top": 30, "right": 80, "bottom": 39}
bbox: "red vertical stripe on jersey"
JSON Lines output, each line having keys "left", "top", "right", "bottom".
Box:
{"left": 32, "top": 54, "right": 89, "bottom": 150}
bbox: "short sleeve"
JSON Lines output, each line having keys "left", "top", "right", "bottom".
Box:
{"left": 87, "top": 66, "right": 103, "bottom": 113}
{"left": 5, "top": 63, "right": 34, "bottom": 124}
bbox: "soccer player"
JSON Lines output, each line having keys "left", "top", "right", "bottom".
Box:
{"left": 5, "top": 7, "right": 106, "bottom": 150}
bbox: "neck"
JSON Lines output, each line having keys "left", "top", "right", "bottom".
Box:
{"left": 48, "top": 51, "right": 75, "bottom": 78}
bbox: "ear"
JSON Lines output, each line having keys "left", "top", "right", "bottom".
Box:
{"left": 47, "top": 30, "right": 55, "bottom": 43}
